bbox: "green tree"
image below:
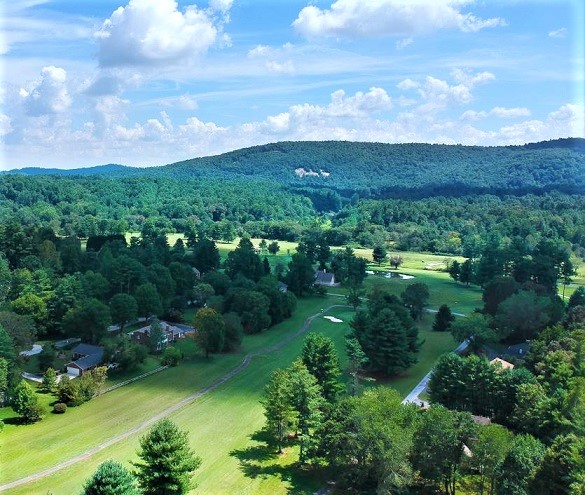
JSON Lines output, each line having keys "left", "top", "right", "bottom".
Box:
{"left": 433, "top": 304, "right": 455, "bottom": 332}
{"left": 11, "top": 293, "right": 48, "bottom": 336}
{"left": 401, "top": 282, "right": 430, "bottom": 320}
{"left": 301, "top": 333, "right": 342, "bottom": 402}
{"left": 193, "top": 307, "right": 225, "bottom": 358}
{"left": 390, "top": 255, "right": 403, "bottom": 270}
{"left": 284, "top": 252, "right": 315, "bottom": 297}
{"left": 62, "top": 298, "right": 111, "bottom": 344}
{"left": 191, "top": 238, "right": 220, "bottom": 273}
{"left": 495, "top": 291, "right": 551, "bottom": 342}
{"left": 345, "top": 336, "right": 367, "bottom": 396}
{"left": 530, "top": 433, "right": 585, "bottom": 495}
{"left": 148, "top": 319, "right": 165, "bottom": 353}
{"left": 496, "top": 434, "right": 545, "bottom": 495}
{"left": 450, "top": 313, "right": 498, "bottom": 353}
{"left": 268, "top": 241, "right": 280, "bottom": 255}
{"left": 459, "top": 258, "right": 474, "bottom": 286}
{"left": 316, "top": 387, "right": 415, "bottom": 492}
{"left": 135, "top": 283, "right": 163, "bottom": 319}
{"left": 448, "top": 259, "right": 461, "bottom": 282}
{"left": 466, "top": 424, "right": 514, "bottom": 495}
{"left": 261, "top": 368, "right": 297, "bottom": 453}
{"left": 229, "top": 289, "right": 271, "bottom": 334}
{"left": 0, "top": 311, "right": 37, "bottom": 351}
{"left": 110, "top": 293, "right": 138, "bottom": 331}
{"left": 372, "top": 245, "right": 388, "bottom": 265}
{"left": 0, "top": 357, "right": 8, "bottom": 406}
{"left": 568, "top": 286, "right": 585, "bottom": 310}
{"left": 0, "top": 325, "right": 16, "bottom": 361}
{"left": 286, "top": 359, "right": 323, "bottom": 463}
{"left": 133, "top": 419, "right": 201, "bottom": 495}
{"left": 224, "top": 237, "right": 263, "bottom": 282}
{"left": 41, "top": 367, "right": 58, "bottom": 393}
{"left": 331, "top": 246, "right": 367, "bottom": 287}
{"left": 82, "top": 460, "right": 140, "bottom": 495}
{"left": 12, "top": 380, "right": 44, "bottom": 423}
{"left": 222, "top": 312, "right": 243, "bottom": 352}
{"left": 411, "top": 405, "right": 477, "bottom": 495}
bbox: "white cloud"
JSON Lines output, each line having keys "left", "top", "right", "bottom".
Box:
{"left": 396, "top": 37, "right": 413, "bottom": 50}
{"left": 20, "top": 66, "right": 71, "bottom": 116}
{"left": 209, "top": 0, "right": 233, "bottom": 13}
{"left": 0, "top": 114, "right": 12, "bottom": 137}
{"left": 94, "top": 0, "right": 229, "bottom": 67}
{"left": 293, "top": 0, "right": 506, "bottom": 38}
{"left": 548, "top": 27, "right": 567, "bottom": 38}
{"left": 266, "top": 61, "right": 296, "bottom": 74}
{"left": 460, "top": 107, "right": 531, "bottom": 121}
{"left": 397, "top": 78, "right": 419, "bottom": 90}
{"left": 490, "top": 106, "right": 531, "bottom": 118}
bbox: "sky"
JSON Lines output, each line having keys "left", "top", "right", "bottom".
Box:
{"left": 0, "top": 0, "right": 584, "bottom": 169}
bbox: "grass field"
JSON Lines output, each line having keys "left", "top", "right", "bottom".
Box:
{"left": 0, "top": 265, "right": 474, "bottom": 495}
{"left": 4, "top": 240, "right": 581, "bottom": 494}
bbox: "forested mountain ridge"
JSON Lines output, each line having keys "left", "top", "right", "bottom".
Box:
{"left": 4, "top": 139, "right": 585, "bottom": 197}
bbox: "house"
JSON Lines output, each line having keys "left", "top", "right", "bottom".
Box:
{"left": 489, "top": 357, "right": 515, "bottom": 370}
{"left": 66, "top": 344, "right": 104, "bottom": 376}
{"left": 130, "top": 321, "right": 192, "bottom": 350}
{"left": 503, "top": 342, "right": 530, "bottom": 359}
{"left": 472, "top": 415, "right": 492, "bottom": 426}
{"left": 315, "top": 269, "right": 339, "bottom": 287}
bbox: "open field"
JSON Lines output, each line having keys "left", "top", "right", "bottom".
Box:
{"left": 0, "top": 266, "right": 476, "bottom": 494}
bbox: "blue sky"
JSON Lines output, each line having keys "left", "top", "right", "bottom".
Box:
{"left": 1, "top": 0, "right": 583, "bottom": 169}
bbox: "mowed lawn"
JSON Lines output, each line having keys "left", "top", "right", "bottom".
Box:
{"left": 1, "top": 269, "right": 475, "bottom": 495}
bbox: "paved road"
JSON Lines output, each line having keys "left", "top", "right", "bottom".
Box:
{"left": 402, "top": 338, "right": 470, "bottom": 406}
{"left": 0, "top": 304, "right": 350, "bottom": 492}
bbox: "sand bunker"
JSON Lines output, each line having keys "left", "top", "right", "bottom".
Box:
{"left": 324, "top": 316, "right": 343, "bottom": 323}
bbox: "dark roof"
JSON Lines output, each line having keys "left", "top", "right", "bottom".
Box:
{"left": 504, "top": 342, "right": 530, "bottom": 358}
{"left": 70, "top": 350, "right": 104, "bottom": 370}
{"left": 71, "top": 343, "right": 104, "bottom": 357}
{"left": 315, "top": 270, "right": 335, "bottom": 284}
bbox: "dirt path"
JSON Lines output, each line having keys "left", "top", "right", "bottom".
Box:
{"left": 0, "top": 304, "right": 350, "bottom": 492}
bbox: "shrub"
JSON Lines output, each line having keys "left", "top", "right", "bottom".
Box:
{"left": 53, "top": 402, "right": 67, "bottom": 414}
{"left": 161, "top": 346, "right": 182, "bottom": 366}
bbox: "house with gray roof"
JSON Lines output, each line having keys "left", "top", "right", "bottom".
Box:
{"left": 66, "top": 344, "right": 104, "bottom": 376}
{"left": 315, "top": 269, "right": 339, "bottom": 287}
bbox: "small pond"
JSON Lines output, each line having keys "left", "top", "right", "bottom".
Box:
{"left": 384, "top": 272, "right": 415, "bottom": 280}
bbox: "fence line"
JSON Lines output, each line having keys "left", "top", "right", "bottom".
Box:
{"left": 99, "top": 365, "right": 169, "bottom": 395}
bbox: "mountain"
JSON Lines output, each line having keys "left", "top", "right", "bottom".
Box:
{"left": 2, "top": 164, "right": 137, "bottom": 177}
{"left": 3, "top": 139, "right": 584, "bottom": 197}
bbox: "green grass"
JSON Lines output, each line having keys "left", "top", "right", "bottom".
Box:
{"left": 0, "top": 258, "right": 495, "bottom": 495}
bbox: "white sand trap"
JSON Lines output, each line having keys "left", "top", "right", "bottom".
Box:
{"left": 324, "top": 316, "right": 343, "bottom": 323}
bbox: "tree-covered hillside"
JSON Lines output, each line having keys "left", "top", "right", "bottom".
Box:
{"left": 6, "top": 139, "right": 585, "bottom": 197}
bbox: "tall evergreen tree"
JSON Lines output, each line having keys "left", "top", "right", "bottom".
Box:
{"left": 133, "top": 419, "right": 201, "bottom": 495}
{"left": 301, "top": 333, "right": 342, "bottom": 402}
{"left": 261, "top": 368, "right": 297, "bottom": 453}
{"left": 224, "top": 237, "right": 263, "bottom": 281}
{"left": 432, "top": 304, "right": 455, "bottom": 332}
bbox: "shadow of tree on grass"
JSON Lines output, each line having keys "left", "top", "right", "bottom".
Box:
{"left": 229, "top": 428, "right": 326, "bottom": 494}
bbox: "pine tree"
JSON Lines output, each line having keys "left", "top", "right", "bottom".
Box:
{"left": 41, "top": 367, "right": 58, "bottom": 393}
{"left": 301, "top": 333, "right": 342, "bottom": 402}
{"left": 133, "top": 419, "right": 201, "bottom": 495}
{"left": 432, "top": 304, "right": 455, "bottom": 332}
{"left": 82, "top": 460, "right": 140, "bottom": 495}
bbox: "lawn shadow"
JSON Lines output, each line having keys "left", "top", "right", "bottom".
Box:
{"left": 229, "top": 429, "right": 326, "bottom": 494}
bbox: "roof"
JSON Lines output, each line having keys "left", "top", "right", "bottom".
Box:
{"left": 490, "top": 357, "right": 514, "bottom": 370}
{"left": 315, "top": 270, "right": 335, "bottom": 285}
{"left": 504, "top": 342, "right": 530, "bottom": 358}
{"left": 71, "top": 343, "right": 104, "bottom": 357}
{"left": 69, "top": 350, "right": 104, "bottom": 370}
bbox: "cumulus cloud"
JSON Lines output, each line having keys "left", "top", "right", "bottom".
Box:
{"left": 396, "top": 37, "right": 413, "bottom": 50}
{"left": 0, "top": 114, "right": 12, "bottom": 137}
{"left": 293, "top": 0, "right": 506, "bottom": 38}
{"left": 460, "top": 106, "right": 531, "bottom": 121}
{"left": 548, "top": 27, "right": 567, "bottom": 38}
{"left": 19, "top": 66, "right": 71, "bottom": 116}
{"left": 94, "top": 0, "right": 230, "bottom": 67}
{"left": 247, "top": 43, "right": 296, "bottom": 74}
